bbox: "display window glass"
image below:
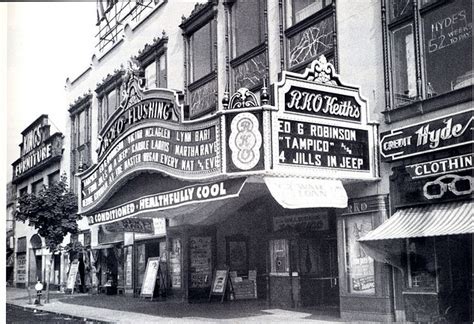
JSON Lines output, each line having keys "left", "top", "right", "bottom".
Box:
{"left": 343, "top": 216, "right": 375, "bottom": 294}
{"left": 407, "top": 237, "right": 437, "bottom": 290}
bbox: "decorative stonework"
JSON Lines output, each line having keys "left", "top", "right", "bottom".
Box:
{"left": 68, "top": 91, "right": 92, "bottom": 114}
{"left": 288, "top": 16, "right": 333, "bottom": 68}
{"left": 134, "top": 32, "right": 168, "bottom": 63}
{"left": 228, "top": 88, "right": 259, "bottom": 110}
{"left": 233, "top": 51, "right": 266, "bottom": 90}
{"left": 189, "top": 78, "right": 217, "bottom": 118}
{"left": 295, "top": 55, "right": 340, "bottom": 86}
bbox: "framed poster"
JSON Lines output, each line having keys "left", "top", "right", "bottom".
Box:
{"left": 226, "top": 236, "right": 248, "bottom": 275}
{"left": 189, "top": 236, "right": 212, "bottom": 289}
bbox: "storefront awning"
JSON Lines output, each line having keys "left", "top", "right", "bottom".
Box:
{"left": 264, "top": 177, "right": 348, "bottom": 209}
{"left": 359, "top": 201, "right": 473, "bottom": 241}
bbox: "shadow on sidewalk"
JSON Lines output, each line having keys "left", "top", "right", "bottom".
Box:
{"left": 57, "top": 294, "right": 344, "bottom": 321}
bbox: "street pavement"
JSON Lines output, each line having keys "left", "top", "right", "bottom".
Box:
{"left": 5, "top": 287, "right": 365, "bottom": 323}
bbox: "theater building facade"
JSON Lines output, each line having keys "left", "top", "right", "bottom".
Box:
{"left": 64, "top": 0, "right": 403, "bottom": 321}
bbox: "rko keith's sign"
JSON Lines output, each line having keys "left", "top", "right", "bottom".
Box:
{"left": 380, "top": 109, "right": 473, "bottom": 162}
{"left": 272, "top": 55, "right": 378, "bottom": 180}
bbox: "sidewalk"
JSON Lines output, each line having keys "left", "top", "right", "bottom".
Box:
{"left": 6, "top": 287, "right": 351, "bottom": 323}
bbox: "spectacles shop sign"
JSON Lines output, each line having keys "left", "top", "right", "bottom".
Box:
{"left": 380, "top": 109, "right": 473, "bottom": 162}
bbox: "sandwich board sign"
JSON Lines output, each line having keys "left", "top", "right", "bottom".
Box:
{"left": 140, "top": 257, "right": 160, "bottom": 299}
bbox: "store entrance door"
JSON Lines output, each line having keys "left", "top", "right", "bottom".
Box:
{"left": 299, "top": 237, "right": 339, "bottom": 308}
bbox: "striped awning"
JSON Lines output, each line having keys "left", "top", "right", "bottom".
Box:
{"left": 359, "top": 201, "right": 473, "bottom": 241}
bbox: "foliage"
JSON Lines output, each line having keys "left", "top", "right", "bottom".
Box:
{"left": 15, "top": 174, "right": 80, "bottom": 252}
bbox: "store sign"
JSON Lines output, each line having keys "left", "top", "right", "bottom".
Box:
{"left": 80, "top": 120, "right": 221, "bottom": 210}
{"left": 103, "top": 218, "right": 154, "bottom": 233}
{"left": 406, "top": 153, "right": 473, "bottom": 179}
{"left": 12, "top": 115, "right": 63, "bottom": 181}
{"left": 380, "top": 109, "right": 473, "bottom": 161}
{"left": 228, "top": 112, "right": 262, "bottom": 171}
{"left": 278, "top": 119, "right": 370, "bottom": 171}
{"left": 423, "top": 174, "right": 473, "bottom": 200}
{"left": 273, "top": 212, "right": 329, "bottom": 232}
{"left": 285, "top": 86, "right": 361, "bottom": 122}
{"left": 87, "top": 178, "right": 246, "bottom": 225}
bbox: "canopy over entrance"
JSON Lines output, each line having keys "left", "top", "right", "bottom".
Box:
{"left": 358, "top": 200, "right": 473, "bottom": 270}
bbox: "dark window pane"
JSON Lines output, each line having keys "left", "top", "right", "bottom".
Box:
{"left": 292, "top": 0, "right": 325, "bottom": 25}
{"left": 423, "top": 0, "right": 473, "bottom": 96}
{"left": 391, "top": 23, "right": 417, "bottom": 107}
{"left": 234, "top": 0, "right": 264, "bottom": 57}
{"left": 192, "top": 23, "right": 212, "bottom": 81}
{"left": 408, "top": 238, "right": 437, "bottom": 289}
{"left": 32, "top": 180, "right": 43, "bottom": 195}
{"left": 390, "top": 0, "right": 413, "bottom": 21}
{"left": 48, "top": 171, "right": 60, "bottom": 185}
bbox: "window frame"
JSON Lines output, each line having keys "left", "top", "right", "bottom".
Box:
{"left": 383, "top": 0, "right": 472, "bottom": 112}
{"left": 135, "top": 36, "right": 168, "bottom": 90}
{"left": 284, "top": 0, "right": 337, "bottom": 73}
{"left": 406, "top": 237, "right": 439, "bottom": 292}
{"left": 95, "top": 71, "right": 124, "bottom": 130}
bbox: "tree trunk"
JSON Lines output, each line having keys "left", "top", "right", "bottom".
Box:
{"left": 45, "top": 253, "right": 54, "bottom": 303}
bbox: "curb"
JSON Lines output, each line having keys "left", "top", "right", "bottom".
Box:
{"left": 7, "top": 302, "right": 113, "bottom": 323}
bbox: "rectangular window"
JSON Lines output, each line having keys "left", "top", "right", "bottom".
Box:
{"left": 145, "top": 61, "right": 157, "bottom": 89}
{"left": 344, "top": 216, "right": 375, "bottom": 294}
{"left": 407, "top": 237, "right": 437, "bottom": 289}
{"left": 158, "top": 54, "right": 167, "bottom": 88}
{"left": 233, "top": 0, "right": 265, "bottom": 58}
{"left": 291, "top": 0, "right": 328, "bottom": 25}
{"left": 422, "top": 0, "right": 472, "bottom": 95}
{"left": 32, "top": 179, "right": 43, "bottom": 195}
{"left": 391, "top": 23, "right": 417, "bottom": 107}
{"left": 78, "top": 109, "right": 86, "bottom": 146}
{"left": 191, "top": 22, "right": 215, "bottom": 82}
{"left": 19, "top": 187, "right": 28, "bottom": 197}
{"left": 270, "top": 239, "right": 289, "bottom": 274}
{"left": 107, "top": 89, "right": 118, "bottom": 117}
{"left": 385, "top": 0, "right": 472, "bottom": 109}
{"left": 48, "top": 171, "right": 60, "bottom": 186}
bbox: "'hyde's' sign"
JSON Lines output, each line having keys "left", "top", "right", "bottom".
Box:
{"left": 380, "top": 109, "right": 473, "bottom": 161}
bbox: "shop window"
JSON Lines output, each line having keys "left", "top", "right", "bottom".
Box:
{"left": 285, "top": 0, "right": 335, "bottom": 71}
{"left": 343, "top": 216, "right": 375, "bottom": 294}
{"left": 407, "top": 237, "right": 437, "bottom": 290}
{"left": 384, "top": 0, "right": 472, "bottom": 110}
{"left": 232, "top": 0, "right": 265, "bottom": 58}
{"left": 270, "top": 239, "right": 290, "bottom": 274}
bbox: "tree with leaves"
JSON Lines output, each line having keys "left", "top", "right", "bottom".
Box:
{"left": 15, "top": 174, "right": 80, "bottom": 302}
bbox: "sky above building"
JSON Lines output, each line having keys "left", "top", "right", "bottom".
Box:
{"left": 6, "top": 2, "right": 97, "bottom": 181}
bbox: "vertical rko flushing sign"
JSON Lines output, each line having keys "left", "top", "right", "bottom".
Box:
{"left": 79, "top": 76, "right": 223, "bottom": 213}
{"left": 272, "top": 56, "right": 378, "bottom": 180}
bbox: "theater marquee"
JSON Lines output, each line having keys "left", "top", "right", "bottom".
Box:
{"left": 272, "top": 55, "right": 379, "bottom": 180}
